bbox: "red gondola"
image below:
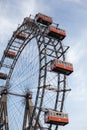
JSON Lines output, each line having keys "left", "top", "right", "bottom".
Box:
{"left": 46, "top": 26, "right": 66, "bottom": 40}
{"left": 44, "top": 110, "right": 69, "bottom": 126}
{"left": 51, "top": 59, "right": 73, "bottom": 75}
{"left": 14, "top": 31, "right": 26, "bottom": 40}
{"left": 4, "top": 51, "right": 16, "bottom": 59}
{"left": 0, "top": 72, "right": 7, "bottom": 80}
{"left": 35, "top": 13, "right": 53, "bottom": 25}
{"left": 24, "top": 17, "right": 33, "bottom": 23}
{"left": 24, "top": 17, "right": 30, "bottom": 22}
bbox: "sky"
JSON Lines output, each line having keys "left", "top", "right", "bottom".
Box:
{"left": 0, "top": 0, "right": 87, "bottom": 130}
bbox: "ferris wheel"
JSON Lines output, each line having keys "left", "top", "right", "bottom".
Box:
{"left": 0, "top": 13, "right": 73, "bottom": 130}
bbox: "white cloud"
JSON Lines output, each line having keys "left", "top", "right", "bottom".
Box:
{"left": 0, "top": 1, "right": 87, "bottom": 130}
{"left": 67, "top": 43, "right": 84, "bottom": 63}
{"left": 66, "top": 27, "right": 87, "bottom": 102}
{"left": 0, "top": 17, "right": 16, "bottom": 41}
{"left": 19, "top": 0, "right": 37, "bottom": 17}
{"left": 62, "top": 0, "right": 87, "bottom": 3}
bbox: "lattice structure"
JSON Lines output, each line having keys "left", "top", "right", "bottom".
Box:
{"left": 0, "top": 13, "right": 73, "bottom": 130}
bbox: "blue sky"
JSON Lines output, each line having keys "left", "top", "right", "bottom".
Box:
{"left": 0, "top": 0, "right": 87, "bottom": 130}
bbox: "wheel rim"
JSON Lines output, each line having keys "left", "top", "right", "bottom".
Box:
{"left": 0, "top": 17, "right": 68, "bottom": 130}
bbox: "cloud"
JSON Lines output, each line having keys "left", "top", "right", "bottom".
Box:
{"left": 61, "top": 0, "right": 87, "bottom": 3}
{"left": 18, "top": 0, "right": 37, "bottom": 16}
{"left": 66, "top": 27, "right": 87, "bottom": 102}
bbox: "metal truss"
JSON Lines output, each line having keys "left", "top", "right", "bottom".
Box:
{"left": 0, "top": 15, "right": 70, "bottom": 130}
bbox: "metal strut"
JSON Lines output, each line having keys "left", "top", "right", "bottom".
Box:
{"left": 22, "top": 93, "right": 43, "bottom": 130}
{"left": 0, "top": 14, "right": 71, "bottom": 130}
{"left": 0, "top": 90, "right": 9, "bottom": 130}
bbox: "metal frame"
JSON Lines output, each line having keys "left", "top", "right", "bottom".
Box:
{"left": 0, "top": 90, "right": 9, "bottom": 130}
{"left": 0, "top": 15, "right": 70, "bottom": 130}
